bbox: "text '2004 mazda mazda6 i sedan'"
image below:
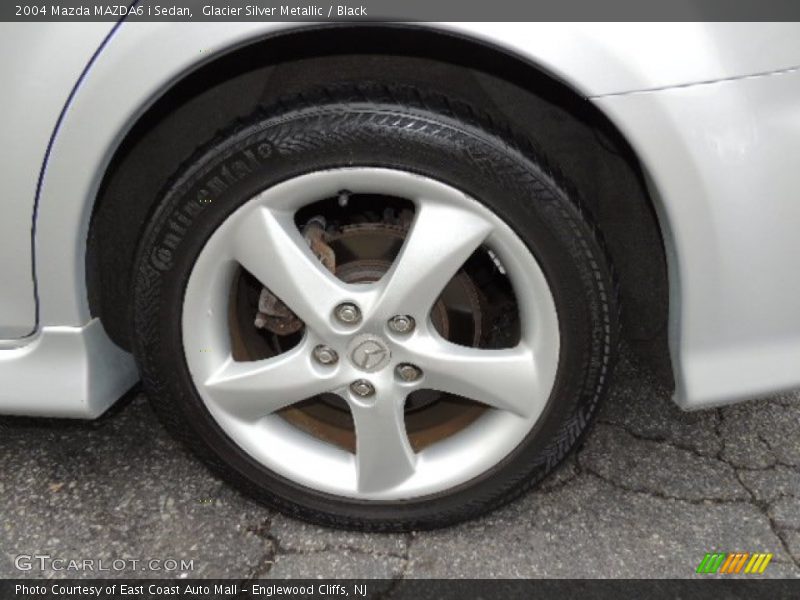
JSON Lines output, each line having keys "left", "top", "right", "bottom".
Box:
{"left": 1, "top": 22, "right": 799, "bottom": 530}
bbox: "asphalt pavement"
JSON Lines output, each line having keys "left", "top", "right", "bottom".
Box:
{"left": 1, "top": 348, "right": 799, "bottom": 580}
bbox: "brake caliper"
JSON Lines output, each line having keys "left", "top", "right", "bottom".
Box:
{"left": 253, "top": 216, "right": 336, "bottom": 335}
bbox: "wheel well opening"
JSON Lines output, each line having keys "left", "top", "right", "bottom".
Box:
{"left": 87, "top": 24, "right": 672, "bottom": 387}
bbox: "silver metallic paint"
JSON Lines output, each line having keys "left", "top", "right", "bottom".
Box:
{"left": 0, "top": 318, "right": 138, "bottom": 417}
{"left": 0, "top": 23, "right": 114, "bottom": 338}
{"left": 595, "top": 67, "right": 800, "bottom": 407}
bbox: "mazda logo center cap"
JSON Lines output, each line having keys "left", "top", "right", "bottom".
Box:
{"left": 348, "top": 334, "right": 392, "bottom": 372}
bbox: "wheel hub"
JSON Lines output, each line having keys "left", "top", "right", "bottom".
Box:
{"left": 348, "top": 334, "right": 392, "bottom": 373}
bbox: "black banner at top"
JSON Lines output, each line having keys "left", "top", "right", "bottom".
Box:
{"left": 3, "top": 0, "right": 800, "bottom": 22}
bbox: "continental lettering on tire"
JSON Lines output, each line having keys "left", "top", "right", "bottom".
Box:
{"left": 195, "top": 144, "right": 273, "bottom": 206}
{"left": 151, "top": 142, "right": 274, "bottom": 272}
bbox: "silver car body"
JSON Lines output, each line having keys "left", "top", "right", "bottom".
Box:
{"left": 1, "top": 22, "right": 799, "bottom": 417}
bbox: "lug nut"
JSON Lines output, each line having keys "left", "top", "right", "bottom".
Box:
{"left": 312, "top": 345, "right": 338, "bottom": 365}
{"left": 388, "top": 315, "right": 415, "bottom": 334}
{"left": 334, "top": 303, "right": 361, "bottom": 324}
{"left": 350, "top": 379, "right": 375, "bottom": 397}
{"left": 396, "top": 363, "right": 422, "bottom": 382}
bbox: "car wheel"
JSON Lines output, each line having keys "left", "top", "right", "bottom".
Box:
{"left": 132, "top": 85, "right": 619, "bottom": 531}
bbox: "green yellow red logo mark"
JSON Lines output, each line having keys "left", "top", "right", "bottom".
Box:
{"left": 696, "top": 552, "right": 773, "bottom": 574}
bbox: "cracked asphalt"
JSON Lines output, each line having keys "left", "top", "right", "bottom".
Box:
{"left": 1, "top": 347, "right": 799, "bottom": 579}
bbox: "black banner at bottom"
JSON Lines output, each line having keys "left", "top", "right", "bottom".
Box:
{"left": 2, "top": 579, "right": 800, "bottom": 600}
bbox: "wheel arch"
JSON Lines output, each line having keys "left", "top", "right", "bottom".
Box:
{"left": 64, "top": 24, "right": 672, "bottom": 383}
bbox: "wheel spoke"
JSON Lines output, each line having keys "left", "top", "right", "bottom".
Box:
{"left": 231, "top": 207, "right": 346, "bottom": 334}
{"left": 203, "top": 341, "right": 333, "bottom": 422}
{"left": 374, "top": 201, "right": 492, "bottom": 319}
{"left": 410, "top": 338, "right": 544, "bottom": 418}
{"left": 351, "top": 390, "right": 416, "bottom": 493}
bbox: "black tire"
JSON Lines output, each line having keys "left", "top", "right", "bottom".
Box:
{"left": 132, "top": 85, "right": 619, "bottom": 531}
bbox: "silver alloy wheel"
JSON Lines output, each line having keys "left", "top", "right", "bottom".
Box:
{"left": 182, "top": 168, "right": 560, "bottom": 500}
